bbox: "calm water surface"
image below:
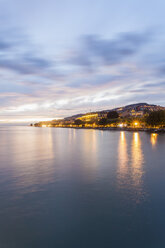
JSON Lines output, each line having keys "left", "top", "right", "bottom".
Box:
{"left": 0, "top": 126, "right": 165, "bottom": 248}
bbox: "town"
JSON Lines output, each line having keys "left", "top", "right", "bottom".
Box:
{"left": 33, "top": 103, "right": 165, "bottom": 132}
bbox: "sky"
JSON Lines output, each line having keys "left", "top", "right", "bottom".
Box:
{"left": 0, "top": 0, "right": 165, "bottom": 123}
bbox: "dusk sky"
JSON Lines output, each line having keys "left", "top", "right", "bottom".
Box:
{"left": 0, "top": 0, "right": 165, "bottom": 123}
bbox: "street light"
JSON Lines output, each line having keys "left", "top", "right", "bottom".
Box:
{"left": 133, "top": 122, "right": 139, "bottom": 127}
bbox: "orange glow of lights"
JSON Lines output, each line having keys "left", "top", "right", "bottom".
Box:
{"left": 134, "top": 132, "right": 138, "bottom": 143}
{"left": 118, "top": 123, "right": 123, "bottom": 128}
{"left": 151, "top": 133, "right": 158, "bottom": 147}
{"left": 121, "top": 131, "right": 125, "bottom": 141}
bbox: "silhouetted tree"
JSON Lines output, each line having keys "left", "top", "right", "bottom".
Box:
{"left": 74, "top": 119, "right": 83, "bottom": 125}
{"left": 107, "top": 111, "right": 119, "bottom": 119}
{"left": 146, "top": 110, "right": 165, "bottom": 127}
{"left": 98, "top": 118, "right": 107, "bottom": 125}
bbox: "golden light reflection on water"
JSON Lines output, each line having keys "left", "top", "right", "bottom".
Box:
{"left": 117, "top": 132, "right": 145, "bottom": 203}
{"left": 118, "top": 132, "right": 128, "bottom": 178}
{"left": 131, "top": 132, "right": 144, "bottom": 189}
{"left": 150, "top": 133, "right": 158, "bottom": 147}
{"left": 81, "top": 130, "right": 98, "bottom": 180}
{"left": 68, "top": 128, "right": 77, "bottom": 146}
{"left": 82, "top": 130, "right": 97, "bottom": 154}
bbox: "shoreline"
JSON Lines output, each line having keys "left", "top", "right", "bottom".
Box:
{"left": 34, "top": 126, "right": 165, "bottom": 133}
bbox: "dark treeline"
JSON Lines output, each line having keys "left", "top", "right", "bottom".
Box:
{"left": 73, "top": 110, "right": 165, "bottom": 127}
{"left": 146, "top": 110, "right": 165, "bottom": 127}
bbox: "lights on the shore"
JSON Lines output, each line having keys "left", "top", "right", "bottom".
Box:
{"left": 133, "top": 121, "right": 139, "bottom": 127}
{"left": 118, "top": 123, "right": 124, "bottom": 128}
{"left": 42, "top": 125, "right": 47, "bottom": 127}
{"left": 118, "top": 123, "right": 127, "bottom": 128}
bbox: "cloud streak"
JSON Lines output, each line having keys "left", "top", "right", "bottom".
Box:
{"left": 69, "top": 31, "right": 151, "bottom": 68}
{"left": 0, "top": 29, "right": 55, "bottom": 76}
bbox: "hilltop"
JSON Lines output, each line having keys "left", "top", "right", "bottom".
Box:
{"left": 64, "top": 102, "right": 164, "bottom": 121}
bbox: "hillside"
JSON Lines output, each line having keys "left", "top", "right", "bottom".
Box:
{"left": 64, "top": 103, "right": 164, "bottom": 121}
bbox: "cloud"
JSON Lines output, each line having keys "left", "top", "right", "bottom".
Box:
{"left": 67, "top": 74, "right": 120, "bottom": 88}
{"left": 0, "top": 28, "right": 54, "bottom": 76}
{"left": 0, "top": 57, "right": 51, "bottom": 75}
{"left": 69, "top": 31, "right": 152, "bottom": 68}
{"left": 0, "top": 41, "right": 11, "bottom": 50}
{"left": 144, "top": 81, "right": 165, "bottom": 88}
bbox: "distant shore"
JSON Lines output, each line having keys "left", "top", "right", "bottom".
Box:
{"left": 33, "top": 125, "right": 165, "bottom": 133}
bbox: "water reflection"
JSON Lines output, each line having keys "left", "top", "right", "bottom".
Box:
{"left": 117, "top": 132, "right": 145, "bottom": 203}
{"left": 82, "top": 130, "right": 98, "bottom": 172}
{"left": 131, "top": 133, "right": 144, "bottom": 190}
{"left": 150, "top": 133, "right": 158, "bottom": 147}
{"left": 118, "top": 132, "right": 128, "bottom": 179}
{"left": 8, "top": 128, "right": 55, "bottom": 194}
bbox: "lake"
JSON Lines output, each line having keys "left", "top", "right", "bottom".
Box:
{"left": 0, "top": 126, "right": 165, "bottom": 248}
